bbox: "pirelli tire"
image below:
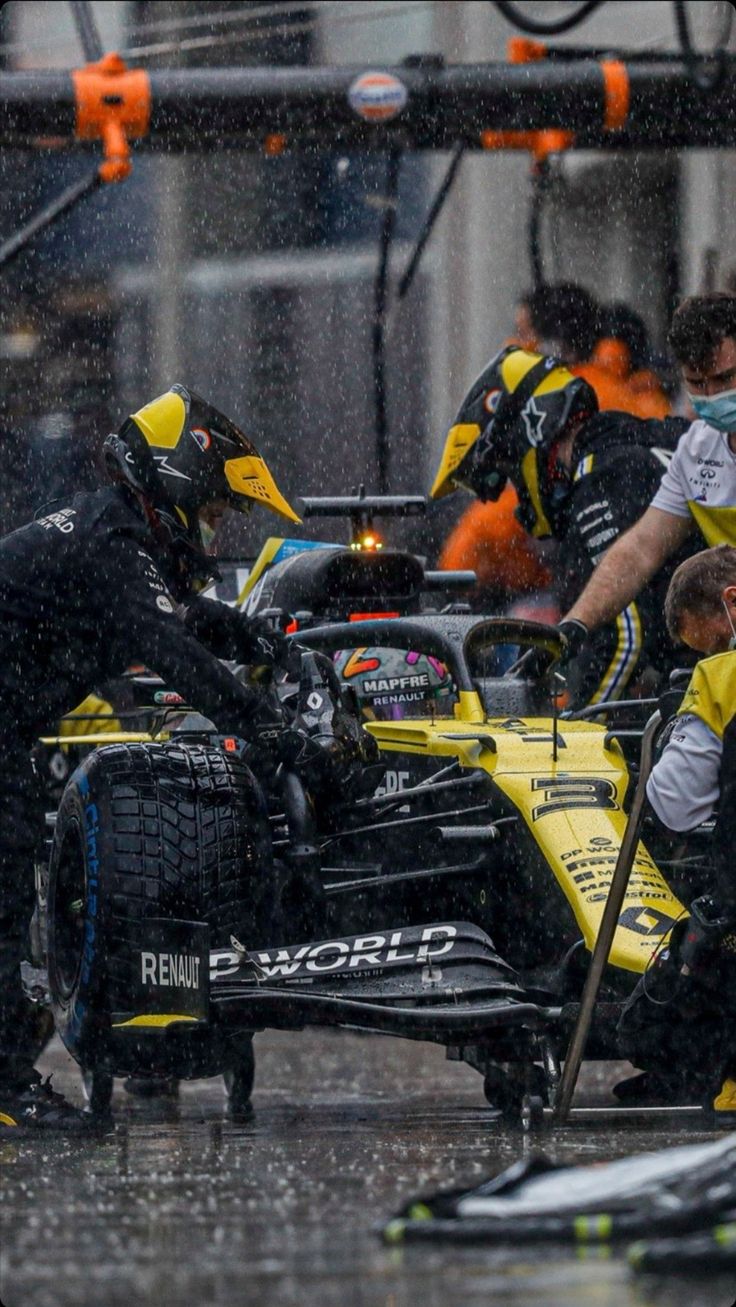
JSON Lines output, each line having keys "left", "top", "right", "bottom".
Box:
{"left": 47, "top": 741, "right": 275, "bottom": 1066}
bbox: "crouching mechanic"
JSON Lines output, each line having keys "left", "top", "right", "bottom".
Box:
{"left": 619, "top": 544, "right": 736, "bottom": 1109}
{"left": 431, "top": 347, "right": 691, "bottom": 708}
{"left": 0, "top": 384, "right": 312, "bottom": 1131}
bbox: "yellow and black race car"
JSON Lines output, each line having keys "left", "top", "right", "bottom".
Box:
{"left": 30, "top": 604, "right": 719, "bottom": 1127}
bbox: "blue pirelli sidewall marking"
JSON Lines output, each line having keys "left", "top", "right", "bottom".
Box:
{"left": 68, "top": 766, "right": 99, "bottom": 1044}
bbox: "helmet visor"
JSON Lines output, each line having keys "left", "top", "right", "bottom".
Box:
{"left": 224, "top": 454, "right": 301, "bottom": 523}
{"left": 432, "top": 421, "right": 510, "bottom": 503}
{"left": 430, "top": 423, "right": 482, "bottom": 499}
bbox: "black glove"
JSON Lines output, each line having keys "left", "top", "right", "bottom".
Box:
{"left": 276, "top": 646, "right": 383, "bottom": 801}
{"left": 679, "top": 896, "right": 736, "bottom": 982}
{"left": 184, "top": 598, "right": 290, "bottom": 669}
{"left": 509, "top": 618, "right": 589, "bottom": 681}
{"left": 240, "top": 617, "right": 290, "bottom": 670}
{"left": 274, "top": 723, "right": 381, "bottom": 802}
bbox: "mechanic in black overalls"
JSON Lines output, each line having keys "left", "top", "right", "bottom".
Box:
{"left": 431, "top": 347, "right": 694, "bottom": 708}
{"left": 0, "top": 384, "right": 302, "bottom": 1131}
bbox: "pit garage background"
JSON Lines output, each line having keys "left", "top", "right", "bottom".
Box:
{"left": 1, "top": 0, "right": 735, "bottom": 554}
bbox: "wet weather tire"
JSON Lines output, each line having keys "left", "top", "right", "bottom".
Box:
{"left": 223, "top": 1037, "right": 256, "bottom": 1118}
{"left": 82, "top": 1067, "right": 114, "bottom": 1116}
{"left": 482, "top": 1066, "right": 523, "bottom": 1116}
{"left": 482, "top": 1063, "right": 545, "bottom": 1117}
{"left": 47, "top": 742, "right": 275, "bottom": 1066}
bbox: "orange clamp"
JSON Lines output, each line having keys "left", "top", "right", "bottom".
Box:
{"left": 264, "top": 133, "right": 288, "bottom": 156}
{"left": 72, "top": 52, "right": 151, "bottom": 184}
{"left": 481, "top": 41, "right": 574, "bottom": 160}
{"left": 490, "top": 43, "right": 630, "bottom": 148}
{"left": 507, "top": 37, "right": 548, "bottom": 64}
{"left": 480, "top": 128, "right": 574, "bottom": 162}
{"left": 601, "top": 59, "right": 630, "bottom": 131}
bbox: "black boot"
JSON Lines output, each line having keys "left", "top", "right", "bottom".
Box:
{"left": 612, "top": 1069, "right": 697, "bottom": 1106}
{"left": 0, "top": 1071, "right": 106, "bottom": 1133}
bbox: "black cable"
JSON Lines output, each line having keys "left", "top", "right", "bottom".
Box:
{"left": 528, "top": 159, "right": 550, "bottom": 291}
{"left": 69, "top": 0, "right": 105, "bottom": 63}
{"left": 373, "top": 147, "right": 402, "bottom": 495}
{"left": 398, "top": 142, "right": 464, "bottom": 301}
{"left": 0, "top": 170, "right": 102, "bottom": 273}
{"left": 673, "top": 0, "right": 729, "bottom": 94}
{"left": 494, "top": 0, "right": 602, "bottom": 37}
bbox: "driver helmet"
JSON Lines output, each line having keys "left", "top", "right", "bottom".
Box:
{"left": 104, "top": 384, "right": 300, "bottom": 587}
{"left": 430, "top": 347, "right": 597, "bottom": 538}
{"left": 333, "top": 646, "right": 455, "bottom": 720}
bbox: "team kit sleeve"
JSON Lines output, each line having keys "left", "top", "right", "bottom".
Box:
{"left": 646, "top": 653, "right": 736, "bottom": 832}
{"left": 571, "top": 451, "right": 663, "bottom": 567}
{"left": 646, "top": 712, "right": 722, "bottom": 831}
{"left": 565, "top": 607, "right": 644, "bottom": 707}
{"left": 183, "top": 594, "right": 266, "bottom": 659}
{"left": 649, "top": 430, "right": 692, "bottom": 518}
{"left": 103, "top": 536, "right": 263, "bottom": 732}
{"left": 565, "top": 455, "right": 660, "bottom": 705}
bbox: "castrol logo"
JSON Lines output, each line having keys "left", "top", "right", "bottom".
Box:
{"left": 348, "top": 71, "right": 408, "bottom": 123}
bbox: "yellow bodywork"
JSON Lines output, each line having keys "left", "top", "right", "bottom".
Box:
{"left": 40, "top": 731, "right": 159, "bottom": 747}
{"left": 54, "top": 693, "right": 123, "bottom": 748}
{"left": 237, "top": 536, "right": 288, "bottom": 606}
{"left": 366, "top": 691, "right": 685, "bottom": 973}
{"left": 112, "top": 1014, "right": 200, "bottom": 1029}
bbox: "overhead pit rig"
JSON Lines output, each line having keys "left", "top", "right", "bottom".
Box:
{"left": 1, "top": 0, "right": 734, "bottom": 492}
{"left": 2, "top": 39, "right": 736, "bottom": 156}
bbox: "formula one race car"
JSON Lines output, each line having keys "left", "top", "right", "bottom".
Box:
{"left": 32, "top": 613, "right": 707, "bottom": 1124}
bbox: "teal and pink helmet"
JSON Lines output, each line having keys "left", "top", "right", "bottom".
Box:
{"left": 333, "top": 645, "right": 455, "bottom": 719}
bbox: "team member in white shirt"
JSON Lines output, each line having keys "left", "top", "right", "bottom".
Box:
{"left": 563, "top": 293, "right": 736, "bottom": 641}
{"left": 646, "top": 545, "right": 736, "bottom": 838}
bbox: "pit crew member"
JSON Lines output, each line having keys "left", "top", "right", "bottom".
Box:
{"left": 619, "top": 544, "right": 736, "bottom": 1109}
{"left": 430, "top": 346, "right": 690, "bottom": 708}
{"left": 646, "top": 543, "right": 736, "bottom": 903}
{"left": 0, "top": 384, "right": 304, "bottom": 1131}
{"left": 563, "top": 292, "right": 736, "bottom": 648}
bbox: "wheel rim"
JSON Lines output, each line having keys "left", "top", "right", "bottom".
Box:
{"left": 52, "top": 820, "right": 87, "bottom": 999}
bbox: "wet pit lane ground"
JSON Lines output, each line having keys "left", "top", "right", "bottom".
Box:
{"left": 1, "top": 1033, "right": 735, "bottom": 1307}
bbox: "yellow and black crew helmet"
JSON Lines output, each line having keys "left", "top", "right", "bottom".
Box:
{"left": 104, "top": 384, "right": 300, "bottom": 562}
{"left": 430, "top": 347, "right": 597, "bottom": 538}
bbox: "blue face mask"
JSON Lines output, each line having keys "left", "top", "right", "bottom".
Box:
{"left": 688, "top": 387, "right": 736, "bottom": 433}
